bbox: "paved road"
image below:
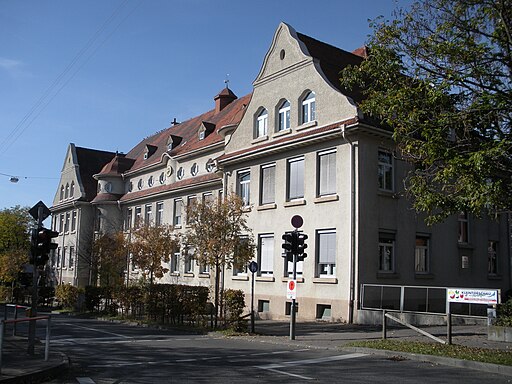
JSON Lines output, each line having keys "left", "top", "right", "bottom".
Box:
{"left": 35, "top": 316, "right": 510, "bottom": 383}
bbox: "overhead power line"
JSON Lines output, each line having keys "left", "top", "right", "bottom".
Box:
{"left": 0, "top": 0, "right": 141, "bottom": 154}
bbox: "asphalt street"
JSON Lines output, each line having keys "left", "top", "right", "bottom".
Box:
{"left": 32, "top": 315, "right": 511, "bottom": 384}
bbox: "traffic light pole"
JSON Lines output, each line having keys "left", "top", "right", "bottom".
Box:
{"left": 290, "top": 248, "right": 297, "bottom": 340}
{"left": 28, "top": 206, "right": 43, "bottom": 355}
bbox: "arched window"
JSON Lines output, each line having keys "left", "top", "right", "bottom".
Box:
{"left": 60, "top": 186, "right": 64, "bottom": 201}
{"left": 65, "top": 183, "right": 69, "bottom": 199}
{"left": 301, "top": 91, "right": 316, "bottom": 124}
{"left": 256, "top": 108, "right": 268, "bottom": 137}
{"left": 278, "top": 100, "right": 290, "bottom": 131}
{"left": 70, "top": 181, "right": 75, "bottom": 197}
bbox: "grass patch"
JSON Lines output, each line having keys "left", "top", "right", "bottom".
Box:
{"left": 347, "top": 340, "right": 512, "bottom": 366}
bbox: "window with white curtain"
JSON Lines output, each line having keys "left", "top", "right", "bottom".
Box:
{"left": 258, "top": 234, "right": 274, "bottom": 276}
{"left": 260, "top": 164, "right": 275, "bottom": 205}
{"left": 317, "top": 230, "right": 336, "bottom": 277}
{"left": 287, "top": 157, "right": 304, "bottom": 200}
{"left": 318, "top": 150, "right": 336, "bottom": 196}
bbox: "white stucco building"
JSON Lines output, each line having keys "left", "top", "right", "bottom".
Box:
{"left": 51, "top": 23, "right": 511, "bottom": 323}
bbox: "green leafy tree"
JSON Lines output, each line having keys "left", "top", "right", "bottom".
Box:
{"left": 185, "top": 193, "right": 255, "bottom": 327}
{"left": 0, "top": 206, "right": 32, "bottom": 300}
{"left": 340, "top": 0, "right": 512, "bottom": 223}
{"left": 92, "top": 231, "right": 128, "bottom": 287}
{"left": 129, "top": 222, "right": 179, "bottom": 285}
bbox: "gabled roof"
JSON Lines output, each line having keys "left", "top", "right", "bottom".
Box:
{"left": 118, "top": 92, "right": 251, "bottom": 173}
{"left": 96, "top": 153, "right": 135, "bottom": 178}
{"left": 75, "top": 147, "right": 117, "bottom": 201}
{"left": 296, "top": 32, "right": 365, "bottom": 102}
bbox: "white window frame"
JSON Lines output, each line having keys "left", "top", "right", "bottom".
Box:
{"left": 317, "top": 229, "right": 336, "bottom": 277}
{"left": 287, "top": 157, "right": 304, "bottom": 200}
{"left": 171, "top": 252, "right": 180, "bottom": 274}
{"left": 317, "top": 149, "right": 336, "bottom": 196}
{"left": 68, "top": 246, "right": 75, "bottom": 269}
{"left": 258, "top": 234, "right": 274, "bottom": 276}
{"left": 414, "top": 235, "right": 430, "bottom": 274}
{"left": 278, "top": 100, "right": 290, "bottom": 131}
{"left": 256, "top": 108, "right": 268, "bottom": 137}
{"left": 260, "top": 163, "right": 275, "bottom": 205}
{"left": 144, "top": 204, "right": 152, "bottom": 225}
{"left": 156, "top": 202, "right": 164, "bottom": 226}
{"left": 126, "top": 208, "right": 133, "bottom": 230}
{"left": 301, "top": 91, "right": 316, "bottom": 124}
{"left": 173, "top": 199, "right": 182, "bottom": 226}
{"left": 237, "top": 170, "right": 250, "bottom": 206}
{"left": 71, "top": 210, "right": 77, "bottom": 232}
{"left": 378, "top": 150, "right": 394, "bottom": 192}
{"left": 378, "top": 234, "right": 395, "bottom": 273}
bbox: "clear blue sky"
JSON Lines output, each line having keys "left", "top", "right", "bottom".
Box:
{"left": 0, "top": 0, "right": 410, "bottom": 212}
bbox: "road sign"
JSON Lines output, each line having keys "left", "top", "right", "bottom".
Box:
{"left": 287, "top": 280, "right": 297, "bottom": 300}
{"left": 291, "top": 215, "right": 303, "bottom": 229}
{"left": 447, "top": 288, "right": 499, "bottom": 305}
{"left": 29, "top": 201, "right": 51, "bottom": 221}
{"left": 249, "top": 261, "right": 258, "bottom": 274}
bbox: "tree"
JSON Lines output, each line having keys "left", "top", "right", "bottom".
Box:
{"left": 129, "top": 222, "right": 179, "bottom": 285}
{"left": 185, "top": 193, "right": 255, "bottom": 327}
{"left": 340, "top": 0, "right": 512, "bottom": 223}
{"left": 92, "top": 231, "right": 128, "bottom": 287}
{"left": 0, "top": 206, "right": 32, "bottom": 300}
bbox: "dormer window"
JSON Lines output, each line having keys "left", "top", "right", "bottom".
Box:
{"left": 199, "top": 131, "right": 205, "bottom": 140}
{"left": 167, "top": 134, "right": 182, "bottom": 151}
{"left": 198, "top": 121, "right": 215, "bottom": 141}
{"left": 143, "top": 144, "right": 157, "bottom": 160}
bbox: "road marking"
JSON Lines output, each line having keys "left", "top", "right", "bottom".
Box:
{"left": 262, "top": 367, "right": 314, "bottom": 381}
{"left": 175, "top": 359, "right": 197, "bottom": 362}
{"left": 255, "top": 352, "right": 367, "bottom": 379}
{"left": 76, "top": 377, "right": 96, "bottom": 383}
{"left": 255, "top": 352, "right": 367, "bottom": 369}
{"left": 63, "top": 323, "right": 131, "bottom": 338}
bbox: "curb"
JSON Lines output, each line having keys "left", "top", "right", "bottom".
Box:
{"left": 0, "top": 353, "right": 70, "bottom": 384}
{"left": 342, "top": 347, "right": 512, "bottom": 377}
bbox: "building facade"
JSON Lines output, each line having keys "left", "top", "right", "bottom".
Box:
{"left": 51, "top": 23, "right": 511, "bottom": 323}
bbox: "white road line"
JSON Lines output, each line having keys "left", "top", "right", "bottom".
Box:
{"left": 255, "top": 352, "right": 367, "bottom": 370}
{"left": 76, "top": 378, "right": 96, "bottom": 384}
{"left": 62, "top": 323, "right": 131, "bottom": 338}
{"left": 261, "top": 367, "right": 314, "bottom": 381}
{"left": 175, "top": 359, "right": 197, "bottom": 362}
{"left": 200, "top": 356, "right": 222, "bottom": 361}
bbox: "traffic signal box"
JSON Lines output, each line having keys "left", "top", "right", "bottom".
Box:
{"left": 31, "top": 227, "right": 58, "bottom": 266}
{"left": 282, "top": 231, "right": 308, "bottom": 262}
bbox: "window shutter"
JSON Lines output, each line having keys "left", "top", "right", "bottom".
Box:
{"left": 319, "top": 232, "right": 336, "bottom": 264}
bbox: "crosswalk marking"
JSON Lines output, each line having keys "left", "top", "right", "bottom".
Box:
{"left": 76, "top": 378, "right": 96, "bottom": 384}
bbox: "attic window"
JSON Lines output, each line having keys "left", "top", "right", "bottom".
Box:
{"left": 199, "top": 130, "right": 205, "bottom": 140}
{"left": 144, "top": 144, "right": 157, "bottom": 160}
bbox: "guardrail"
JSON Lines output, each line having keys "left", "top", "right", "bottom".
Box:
{"left": 3, "top": 304, "right": 30, "bottom": 336}
{"left": 0, "top": 315, "right": 51, "bottom": 374}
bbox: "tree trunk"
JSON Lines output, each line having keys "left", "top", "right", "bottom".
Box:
{"left": 214, "top": 262, "right": 220, "bottom": 328}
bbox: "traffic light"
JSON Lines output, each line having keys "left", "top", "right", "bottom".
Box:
{"left": 282, "top": 232, "right": 297, "bottom": 262}
{"left": 31, "top": 227, "right": 58, "bottom": 266}
{"left": 296, "top": 233, "right": 308, "bottom": 261}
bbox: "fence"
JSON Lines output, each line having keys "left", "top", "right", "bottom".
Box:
{"left": 360, "top": 283, "right": 492, "bottom": 317}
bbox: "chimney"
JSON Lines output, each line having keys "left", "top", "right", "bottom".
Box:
{"left": 214, "top": 87, "right": 237, "bottom": 113}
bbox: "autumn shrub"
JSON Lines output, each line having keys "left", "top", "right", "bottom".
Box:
{"left": 0, "top": 285, "right": 11, "bottom": 303}
{"left": 55, "top": 284, "right": 80, "bottom": 309}
{"left": 496, "top": 298, "right": 512, "bottom": 327}
{"left": 223, "top": 289, "right": 246, "bottom": 332}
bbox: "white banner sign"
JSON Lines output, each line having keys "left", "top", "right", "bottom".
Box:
{"left": 447, "top": 288, "right": 499, "bottom": 305}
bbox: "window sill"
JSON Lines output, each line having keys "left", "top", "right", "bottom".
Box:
{"left": 284, "top": 199, "right": 306, "bottom": 207}
{"left": 252, "top": 135, "right": 269, "bottom": 144}
{"left": 174, "top": 224, "right": 182, "bottom": 229}
{"left": 256, "top": 276, "right": 275, "bottom": 282}
{"left": 414, "top": 273, "right": 434, "bottom": 279}
{"left": 281, "top": 277, "right": 304, "bottom": 283}
{"left": 296, "top": 120, "right": 317, "bottom": 131}
{"left": 312, "top": 277, "right": 338, "bottom": 284}
{"left": 183, "top": 273, "right": 194, "bottom": 278}
{"left": 487, "top": 274, "right": 503, "bottom": 280}
{"left": 378, "top": 190, "right": 398, "bottom": 198}
{"left": 232, "top": 275, "right": 249, "bottom": 281}
{"left": 377, "top": 272, "right": 400, "bottom": 279}
{"left": 314, "top": 195, "right": 339, "bottom": 204}
{"left": 457, "top": 242, "right": 474, "bottom": 250}
{"left": 198, "top": 273, "right": 210, "bottom": 278}
{"left": 257, "top": 203, "right": 277, "bottom": 211}
{"left": 273, "top": 128, "right": 291, "bottom": 138}
{"left": 170, "top": 272, "right": 180, "bottom": 277}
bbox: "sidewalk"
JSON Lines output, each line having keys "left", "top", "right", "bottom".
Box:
{"left": 0, "top": 336, "right": 69, "bottom": 383}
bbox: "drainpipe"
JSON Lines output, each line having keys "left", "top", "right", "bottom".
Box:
{"left": 342, "top": 124, "right": 356, "bottom": 324}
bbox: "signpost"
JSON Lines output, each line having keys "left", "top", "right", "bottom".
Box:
{"left": 283, "top": 215, "right": 307, "bottom": 341}
{"left": 248, "top": 261, "right": 258, "bottom": 333}
{"left": 446, "top": 287, "right": 500, "bottom": 344}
